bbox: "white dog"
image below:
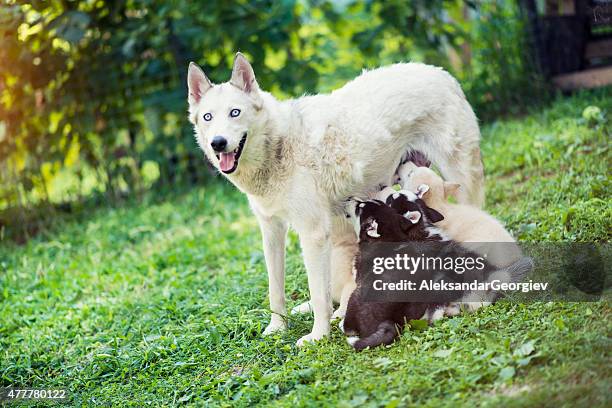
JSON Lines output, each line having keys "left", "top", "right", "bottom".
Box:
{"left": 187, "top": 53, "right": 484, "bottom": 346}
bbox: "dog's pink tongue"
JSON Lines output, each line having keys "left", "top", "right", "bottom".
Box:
{"left": 219, "top": 152, "right": 236, "bottom": 172}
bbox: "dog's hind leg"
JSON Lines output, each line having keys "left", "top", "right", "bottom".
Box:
{"left": 413, "top": 99, "right": 485, "bottom": 207}
{"left": 448, "top": 89, "right": 486, "bottom": 207}
{"left": 464, "top": 145, "right": 485, "bottom": 207}
{"left": 432, "top": 144, "right": 485, "bottom": 208}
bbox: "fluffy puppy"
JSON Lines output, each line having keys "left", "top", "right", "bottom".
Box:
{"left": 342, "top": 199, "right": 444, "bottom": 351}
{"left": 342, "top": 198, "right": 511, "bottom": 351}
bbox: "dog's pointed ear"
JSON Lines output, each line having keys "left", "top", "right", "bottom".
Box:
{"left": 188, "top": 62, "right": 212, "bottom": 106}
{"left": 443, "top": 182, "right": 460, "bottom": 199}
{"left": 424, "top": 206, "right": 444, "bottom": 223}
{"left": 231, "top": 53, "right": 263, "bottom": 107}
{"left": 231, "top": 53, "right": 262, "bottom": 105}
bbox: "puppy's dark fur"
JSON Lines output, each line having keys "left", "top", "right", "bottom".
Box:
{"left": 385, "top": 191, "right": 444, "bottom": 224}
{"left": 343, "top": 197, "right": 500, "bottom": 351}
{"left": 343, "top": 200, "right": 445, "bottom": 351}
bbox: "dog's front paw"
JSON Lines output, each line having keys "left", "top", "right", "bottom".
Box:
{"left": 296, "top": 331, "right": 327, "bottom": 347}
{"left": 263, "top": 315, "right": 287, "bottom": 336}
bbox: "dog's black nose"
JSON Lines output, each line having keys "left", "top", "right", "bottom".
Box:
{"left": 211, "top": 136, "right": 227, "bottom": 152}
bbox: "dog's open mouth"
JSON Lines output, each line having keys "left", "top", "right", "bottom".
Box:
{"left": 216, "top": 132, "right": 247, "bottom": 174}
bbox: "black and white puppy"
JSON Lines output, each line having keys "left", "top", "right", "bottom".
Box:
{"left": 342, "top": 196, "right": 503, "bottom": 351}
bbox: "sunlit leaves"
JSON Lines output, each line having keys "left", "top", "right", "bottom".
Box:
{"left": 0, "top": 0, "right": 542, "bottom": 215}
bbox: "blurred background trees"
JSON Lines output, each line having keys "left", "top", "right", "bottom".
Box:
{"left": 0, "top": 0, "right": 544, "bottom": 223}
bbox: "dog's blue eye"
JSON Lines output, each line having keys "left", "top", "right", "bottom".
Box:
{"left": 230, "top": 109, "right": 241, "bottom": 118}
{"left": 203, "top": 113, "right": 212, "bottom": 121}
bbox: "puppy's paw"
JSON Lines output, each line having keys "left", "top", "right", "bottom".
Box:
{"left": 296, "top": 330, "right": 327, "bottom": 347}
{"left": 331, "top": 307, "right": 345, "bottom": 321}
{"left": 346, "top": 336, "right": 360, "bottom": 347}
{"left": 444, "top": 303, "right": 461, "bottom": 317}
{"left": 427, "top": 307, "right": 445, "bottom": 323}
{"left": 290, "top": 301, "right": 312, "bottom": 315}
{"left": 263, "top": 316, "right": 287, "bottom": 336}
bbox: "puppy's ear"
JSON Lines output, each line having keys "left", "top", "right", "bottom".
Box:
{"left": 416, "top": 184, "right": 430, "bottom": 199}
{"left": 424, "top": 206, "right": 444, "bottom": 223}
{"left": 187, "top": 62, "right": 212, "bottom": 106}
{"left": 443, "top": 182, "right": 460, "bottom": 199}
{"left": 231, "top": 52, "right": 263, "bottom": 107}
{"left": 364, "top": 218, "right": 381, "bottom": 238}
{"left": 404, "top": 211, "right": 422, "bottom": 224}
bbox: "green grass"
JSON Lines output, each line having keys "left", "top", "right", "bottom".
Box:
{"left": 0, "top": 90, "right": 610, "bottom": 407}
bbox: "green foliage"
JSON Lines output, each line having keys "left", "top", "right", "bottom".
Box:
{"left": 483, "top": 88, "right": 611, "bottom": 242}
{"left": 0, "top": 0, "right": 545, "bottom": 215}
{"left": 0, "top": 91, "right": 609, "bottom": 406}
{"left": 461, "top": 0, "right": 548, "bottom": 118}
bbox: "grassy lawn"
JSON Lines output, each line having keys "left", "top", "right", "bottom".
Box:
{"left": 0, "top": 90, "right": 610, "bottom": 407}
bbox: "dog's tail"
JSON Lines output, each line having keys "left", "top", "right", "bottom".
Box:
{"left": 348, "top": 321, "right": 399, "bottom": 351}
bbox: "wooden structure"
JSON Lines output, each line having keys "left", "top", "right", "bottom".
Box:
{"left": 520, "top": 0, "right": 612, "bottom": 90}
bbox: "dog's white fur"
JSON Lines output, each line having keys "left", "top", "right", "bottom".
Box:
{"left": 187, "top": 53, "right": 484, "bottom": 346}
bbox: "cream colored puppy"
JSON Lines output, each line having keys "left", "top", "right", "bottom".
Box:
{"left": 399, "top": 164, "right": 525, "bottom": 314}
{"left": 399, "top": 164, "right": 522, "bottom": 268}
